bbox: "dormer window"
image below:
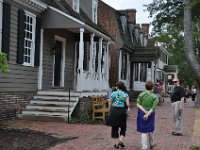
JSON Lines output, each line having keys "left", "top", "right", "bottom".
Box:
{"left": 92, "top": 0, "right": 98, "bottom": 24}
{"left": 73, "top": 0, "right": 79, "bottom": 13}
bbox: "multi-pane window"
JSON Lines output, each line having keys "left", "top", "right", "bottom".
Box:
{"left": 101, "top": 44, "right": 106, "bottom": 73}
{"left": 121, "top": 52, "right": 127, "bottom": 80}
{"left": 73, "top": 0, "right": 79, "bottom": 13}
{"left": 140, "top": 63, "right": 147, "bottom": 82}
{"left": 83, "top": 42, "right": 90, "bottom": 71}
{"left": 95, "top": 43, "right": 99, "bottom": 72}
{"left": 134, "top": 63, "right": 150, "bottom": 82}
{"left": 134, "top": 63, "right": 139, "bottom": 81}
{"left": 23, "top": 11, "right": 36, "bottom": 66}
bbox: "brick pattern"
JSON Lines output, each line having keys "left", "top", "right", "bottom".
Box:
{"left": 0, "top": 92, "right": 35, "bottom": 121}
{"left": 72, "top": 96, "right": 93, "bottom": 118}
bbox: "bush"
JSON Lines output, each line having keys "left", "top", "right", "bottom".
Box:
{"left": 190, "top": 145, "right": 200, "bottom": 150}
{"left": 70, "top": 115, "right": 92, "bottom": 124}
{"left": 0, "top": 52, "right": 9, "bottom": 73}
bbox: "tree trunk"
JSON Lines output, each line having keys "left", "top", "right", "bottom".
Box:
{"left": 184, "top": 0, "right": 200, "bottom": 107}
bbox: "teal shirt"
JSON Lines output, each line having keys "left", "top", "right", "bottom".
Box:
{"left": 137, "top": 91, "right": 158, "bottom": 111}
{"left": 111, "top": 91, "right": 128, "bottom": 107}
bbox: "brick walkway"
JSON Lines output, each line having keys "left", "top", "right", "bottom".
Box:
{"left": 5, "top": 98, "right": 200, "bottom": 150}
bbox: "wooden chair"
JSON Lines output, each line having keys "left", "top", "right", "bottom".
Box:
{"left": 92, "top": 96, "right": 109, "bottom": 120}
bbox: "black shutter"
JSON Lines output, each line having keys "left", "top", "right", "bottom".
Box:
{"left": 34, "top": 17, "right": 41, "bottom": 66}
{"left": 17, "top": 9, "right": 25, "bottom": 64}
{"left": 2, "top": 2, "right": 11, "bottom": 60}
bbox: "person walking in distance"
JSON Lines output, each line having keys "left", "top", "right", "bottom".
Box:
{"left": 136, "top": 81, "right": 158, "bottom": 150}
{"left": 108, "top": 81, "right": 130, "bottom": 149}
{"left": 170, "top": 78, "right": 185, "bottom": 136}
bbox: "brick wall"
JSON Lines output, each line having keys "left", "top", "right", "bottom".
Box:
{"left": 0, "top": 92, "right": 35, "bottom": 121}
{"left": 72, "top": 96, "right": 93, "bottom": 118}
{"left": 98, "top": 1, "right": 120, "bottom": 87}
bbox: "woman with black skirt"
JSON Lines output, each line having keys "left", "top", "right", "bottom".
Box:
{"left": 108, "top": 81, "right": 130, "bottom": 149}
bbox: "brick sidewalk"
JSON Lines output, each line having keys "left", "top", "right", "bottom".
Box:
{"left": 5, "top": 98, "right": 200, "bottom": 150}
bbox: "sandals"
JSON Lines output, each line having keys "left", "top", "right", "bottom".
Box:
{"left": 114, "top": 142, "right": 126, "bottom": 149}
{"left": 114, "top": 144, "right": 119, "bottom": 149}
{"left": 119, "top": 142, "right": 126, "bottom": 148}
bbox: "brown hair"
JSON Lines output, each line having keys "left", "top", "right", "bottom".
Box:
{"left": 116, "top": 81, "right": 125, "bottom": 90}
{"left": 145, "top": 80, "right": 154, "bottom": 90}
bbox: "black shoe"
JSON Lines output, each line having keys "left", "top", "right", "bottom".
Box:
{"left": 150, "top": 144, "right": 156, "bottom": 149}
{"left": 172, "top": 132, "right": 182, "bottom": 136}
{"left": 114, "top": 144, "right": 119, "bottom": 149}
{"left": 119, "top": 142, "right": 125, "bottom": 148}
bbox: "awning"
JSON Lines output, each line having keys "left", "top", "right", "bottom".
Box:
{"left": 41, "top": 6, "right": 84, "bottom": 29}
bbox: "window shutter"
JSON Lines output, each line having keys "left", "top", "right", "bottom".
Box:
{"left": 17, "top": 9, "right": 25, "bottom": 64}
{"left": 34, "top": 17, "right": 41, "bottom": 66}
{"left": 2, "top": 2, "right": 11, "bottom": 60}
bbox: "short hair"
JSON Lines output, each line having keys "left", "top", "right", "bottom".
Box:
{"left": 145, "top": 80, "right": 154, "bottom": 90}
{"left": 116, "top": 81, "right": 125, "bottom": 90}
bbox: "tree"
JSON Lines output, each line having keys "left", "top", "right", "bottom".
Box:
{"left": 145, "top": 0, "right": 200, "bottom": 107}
{"left": 184, "top": 0, "right": 200, "bottom": 108}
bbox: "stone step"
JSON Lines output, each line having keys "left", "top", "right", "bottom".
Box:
{"left": 37, "top": 90, "right": 81, "bottom": 97}
{"left": 30, "top": 100, "right": 73, "bottom": 106}
{"left": 22, "top": 109, "right": 68, "bottom": 116}
{"left": 33, "top": 95, "right": 78, "bottom": 101}
{"left": 18, "top": 114, "right": 68, "bottom": 122}
{"left": 26, "top": 105, "right": 73, "bottom": 112}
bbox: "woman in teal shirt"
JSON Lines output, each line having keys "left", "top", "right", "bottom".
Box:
{"left": 137, "top": 80, "right": 158, "bottom": 150}
{"left": 108, "top": 81, "right": 130, "bottom": 149}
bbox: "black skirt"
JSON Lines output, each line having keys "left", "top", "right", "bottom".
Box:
{"left": 109, "top": 107, "right": 127, "bottom": 127}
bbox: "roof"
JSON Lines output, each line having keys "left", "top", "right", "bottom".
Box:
{"left": 40, "top": 0, "right": 110, "bottom": 38}
{"left": 116, "top": 10, "right": 135, "bottom": 52}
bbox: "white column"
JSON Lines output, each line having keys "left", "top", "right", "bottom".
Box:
{"left": 0, "top": 0, "right": 3, "bottom": 52}
{"left": 77, "top": 28, "right": 84, "bottom": 91}
{"left": 38, "top": 29, "right": 44, "bottom": 90}
{"left": 89, "top": 34, "right": 94, "bottom": 74}
{"left": 98, "top": 37, "right": 103, "bottom": 91}
{"left": 138, "top": 63, "right": 141, "bottom": 81}
{"left": 106, "top": 42, "right": 110, "bottom": 82}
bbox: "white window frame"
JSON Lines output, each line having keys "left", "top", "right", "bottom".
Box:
{"left": 92, "top": 0, "right": 98, "bottom": 24}
{"left": 23, "top": 11, "right": 36, "bottom": 66}
{"left": 0, "top": 0, "right": 3, "bottom": 52}
{"left": 73, "top": 0, "right": 79, "bottom": 13}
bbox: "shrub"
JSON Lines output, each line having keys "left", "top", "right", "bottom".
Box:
{"left": 190, "top": 145, "right": 200, "bottom": 150}
{"left": 0, "top": 52, "right": 9, "bottom": 73}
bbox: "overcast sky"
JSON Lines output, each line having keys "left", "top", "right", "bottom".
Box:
{"left": 101, "top": 0, "right": 153, "bottom": 25}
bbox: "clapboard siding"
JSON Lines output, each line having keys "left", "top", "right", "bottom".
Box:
{"left": 0, "top": 2, "right": 39, "bottom": 92}
{"left": 42, "top": 29, "right": 76, "bottom": 90}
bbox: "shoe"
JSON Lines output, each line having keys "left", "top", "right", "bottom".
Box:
{"left": 119, "top": 142, "right": 125, "bottom": 148}
{"left": 172, "top": 132, "right": 182, "bottom": 136}
{"left": 114, "top": 144, "right": 119, "bottom": 149}
{"left": 150, "top": 144, "right": 156, "bottom": 149}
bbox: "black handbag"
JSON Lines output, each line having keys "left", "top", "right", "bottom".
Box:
{"left": 105, "top": 114, "right": 111, "bottom": 126}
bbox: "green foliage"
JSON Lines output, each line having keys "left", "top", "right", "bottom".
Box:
{"left": 70, "top": 114, "right": 92, "bottom": 124}
{"left": 0, "top": 52, "right": 9, "bottom": 73}
{"left": 190, "top": 145, "right": 200, "bottom": 150}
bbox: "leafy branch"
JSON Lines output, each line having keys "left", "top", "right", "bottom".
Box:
{"left": 0, "top": 52, "right": 9, "bottom": 73}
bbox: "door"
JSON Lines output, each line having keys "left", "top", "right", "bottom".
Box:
{"left": 54, "top": 40, "right": 62, "bottom": 86}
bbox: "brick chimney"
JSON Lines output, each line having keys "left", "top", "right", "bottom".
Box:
{"left": 127, "top": 9, "right": 137, "bottom": 24}
{"left": 141, "top": 23, "right": 149, "bottom": 35}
